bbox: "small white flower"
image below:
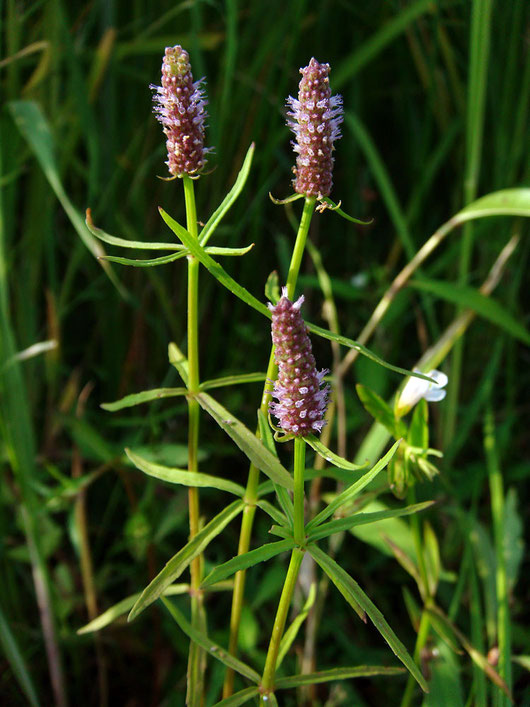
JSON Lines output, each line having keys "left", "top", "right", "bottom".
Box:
{"left": 396, "top": 369, "right": 448, "bottom": 416}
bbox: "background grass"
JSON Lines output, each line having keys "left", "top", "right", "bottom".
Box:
{"left": 1, "top": 1, "right": 529, "bottom": 705}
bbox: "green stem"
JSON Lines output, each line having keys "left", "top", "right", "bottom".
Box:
{"left": 484, "top": 407, "right": 511, "bottom": 705}
{"left": 223, "top": 196, "right": 315, "bottom": 697}
{"left": 293, "top": 438, "right": 306, "bottom": 545}
{"left": 183, "top": 174, "right": 205, "bottom": 707}
{"left": 261, "top": 440, "right": 306, "bottom": 701}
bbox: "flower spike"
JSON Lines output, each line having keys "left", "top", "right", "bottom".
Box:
{"left": 151, "top": 45, "right": 212, "bottom": 177}
{"left": 269, "top": 287, "right": 329, "bottom": 436}
{"left": 286, "top": 58, "right": 343, "bottom": 198}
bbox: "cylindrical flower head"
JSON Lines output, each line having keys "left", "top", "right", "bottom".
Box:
{"left": 151, "top": 45, "right": 210, "bottom": 177}
{"left": 286, "top": 58, "right": 343, "bottom": 198}
{"left": 269, "top": 287, "right": 329, "bottom": 436}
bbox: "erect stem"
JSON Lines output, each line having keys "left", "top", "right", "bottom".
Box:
{"left": 260, "top": 438, "right": 306, "bottom": 702}
{"left": 223, "top": 196, "right": 316, "bottom": 698}
{"left": 183, "top": 174, "right": 206, "bottom": 707}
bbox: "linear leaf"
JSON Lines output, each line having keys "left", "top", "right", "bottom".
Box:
{"left": 309, "top": 545, "right": 428, "bottom": 692}
{"left": 160, "top": 207, "right": 270, "bottom": 316}
{"left": 410, "top": 278, "right": 530, "bottom": 346}
{"left": 199, "top": 143, "right": 255, "bottom": 247}
{"left": 256, "top": 499, "right": 289, "bottom": 527}
{"left": 304, "top": 434, "right": 368, "bottom": 471}
{"left": 307, "top": 502, "right": 434, "bottom": 543}
{"left": 306, "top": 441, "right": 401, "bottom": 531}
{"left": 101, "top": 387, "right": 188, "bottom": 411}
{"left": 129, "top": 500, "right": 244, "bottom": 621}
{"left": 125, "top": 449, "right": 245, "bottom": 496}
{"left": 211, "top": 687, "right": 261, "bottom": 707}
{"left": 100, "top": 250, "right": 188, "bottom": 267}
{"left": 200, "top": 372, "right": 266, "bottom": 391}
{"left": 319, "top": 197, "right": 374, "bottom": 224}
{"left": 195, "top": 392, "right": 293, "bottom": 490}
{"left": 86, "top": 208, "right": 184, "bottom": 250}
{"left": 275, "top": 665, "right": 405, "bottom": 688}
{"left": 168, "top": 342, "right": 189, "bottom": 386}
{"left": 161, "top": 598, "right": 261, "bottom": 684}
{"left": 356, "top": 384, "right": 402, "bottom": 437}
{"left": 201, "top": 539, "right": 295, "bottom": 588}
{"left": 78, "top": 584, "right": 191, "bottom": 634}
{"left": 306, "top": 322, "right": 436, "bottom": 382}
{"left": 205, "top": 244, "right": 255, "bottom": 257}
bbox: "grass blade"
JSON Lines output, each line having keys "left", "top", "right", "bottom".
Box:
{"left": 304, "top": 434, "right": 369, "bottom": 471}
{"left": 0, "top": 604, "right": 40, "bottom": 707}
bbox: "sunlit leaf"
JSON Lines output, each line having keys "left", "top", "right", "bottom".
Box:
{"left": 304, "top": 434, "right": 369, "bottom": 471}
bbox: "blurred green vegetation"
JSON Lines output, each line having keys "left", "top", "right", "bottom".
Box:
{"left": 1, "top": 1, "right": 528, "bottom": 705}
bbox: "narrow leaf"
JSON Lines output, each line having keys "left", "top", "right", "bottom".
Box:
{"left": 101, "top": 387, "right": 188, "bottom": 411}
{"left": 211, "top": 687, "right": 260, "bottom": 707}
{"left": 205, "top": 244, "right": 255, "bottom": 257}
{"left": 275, "top": 665, "right": 405, "bottom": 688}
{"left": 129, "top": 500, "right": 244, "bottom": 620}
{"left": 0, "top": 605, "right": 39, "bottom": 707}
{"left": 410, "top": 278, "right": 530, "bottom": 346}
{"left": 199, "top": 143, "right": 255, "bottom": 247}
{"left": 306, "top": 322, "right": 436, "bottom": 382}
{"left": 200, "top": 372, "right": 266, "bottom": 391}
{"left": 100, "top": 251, "right": 188, "bottom": 267}
{"left": 86, "top": 208, "right": 184, "bottom": 250}
{"left": 195, "top": 392, "right": 293, "bottom": 490}
{"left": 319, "top": 197, "right": 374, "bottom": 224}
{"left": 256, "top": 500, "right": 289, "bottom": 527}
{"left": 202, "top": 539, "right": 295, "bottom": 588}
{"left": 309, "top": 545, "right": 428, "bottom": 692}
{"left": 307, "top": 441, "right": 401, "bottom": 531}
{"left": 161, "top": 598, "right": 261, "bottom": 684}
{"left": 304, "top": 434, "right": 369, "bottom": 471}
{"left": 78, "top": 584, "right": 191, "bottom": 634}
{"left": 307, "top": 502, "right": 434, "bottom": 543}
{"left": 168, "top": 342, "right": 189, "bottom": 386}
{"left": 125, "top": 449, "right": 245, "bottom": 496}
{"left": 160, "top": 207, "right": 270, "bottom": 317}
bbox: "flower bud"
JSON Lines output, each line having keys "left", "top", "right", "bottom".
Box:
{"left": 151, "top": 45, "right": 210, "bottom": 177}
{"left": 269, "top": 288, "right": 329, "bottom": 436}
{"left": 286, "top": 58, "right": 343, "bottom": 198}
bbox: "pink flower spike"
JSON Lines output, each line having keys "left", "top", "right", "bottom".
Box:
{"left": 286, "top": 58, "right": 343, "bottom": 198}
{"left": 269, "top": 291, "right": 329, "bottom": 437}
{"left": 151, "top": 45, "right": 212, "bottom": 177}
